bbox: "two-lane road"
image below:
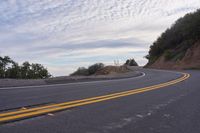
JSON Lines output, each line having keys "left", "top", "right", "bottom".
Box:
{"left": 0, "top": 69, "right": 200, "bottom": 133}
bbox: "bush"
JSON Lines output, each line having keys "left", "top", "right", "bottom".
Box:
{"left": 70, "top": 67, "right": 89, "bottom": 76}
{"left": 164, "top": 50, "right": 175, "bottom": 60}
{"left": 88, "top": 63, "right": 104, "bottom": 75}
{"left": 71, "top": 63, "right": 105, "bottom": 76}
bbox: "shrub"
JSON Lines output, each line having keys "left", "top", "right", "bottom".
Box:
{"left": 70, "top": 67, "right": 89, "bottom": 76}
{"left": 70, "top": 63, "right": 105, "bottom": 76}
{"left": 88, "top": 63, "right": 104, "bottom": 75}
{"left": 164, "top": 50, "right": 175, "bottom": 61}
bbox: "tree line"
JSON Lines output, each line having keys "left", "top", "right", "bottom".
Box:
{"left": 0, "top": 56, "right": 51, "bottom": 79}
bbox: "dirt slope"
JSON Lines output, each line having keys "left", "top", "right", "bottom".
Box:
{"left": 148, "top": 41, "right": 200, "bottom": 69}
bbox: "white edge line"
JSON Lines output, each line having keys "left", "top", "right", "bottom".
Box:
{"left": 0, "top": 72, "right": 146, "bottom": 90}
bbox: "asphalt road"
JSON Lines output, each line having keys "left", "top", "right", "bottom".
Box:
{"left": 0, "top": 68, "right": 199, "bottom": 133}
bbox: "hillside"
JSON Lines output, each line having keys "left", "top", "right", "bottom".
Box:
{"left": 146, "top": 9, "right": 200, "bottom": 69}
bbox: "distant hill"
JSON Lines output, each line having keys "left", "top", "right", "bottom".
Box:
{"left": 145, "top": 9, "right": 200, "bottom": 69}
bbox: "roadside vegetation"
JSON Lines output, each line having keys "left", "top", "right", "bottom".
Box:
{"left": 70, "top": 63, "right": 105, "bottom": 76}
{"left": 0, "top": 56, "right": 51, "bottom": 79}
{"left": 71, "top": 58, "right": 138, "bottom": 76}
{"left": 145, "top": 9, "right": 200, "bottom": 65}
{"left": 124, "top": 58, "right": 138, "bottom": 66}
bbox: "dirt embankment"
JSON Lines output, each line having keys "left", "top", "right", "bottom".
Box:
{"left": 148, "top": 41, "right": 200, "bottom": 70}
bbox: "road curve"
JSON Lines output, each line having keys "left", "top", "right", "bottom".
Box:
{"left": 0, "top": 68, "right": 200, "bottom": 133}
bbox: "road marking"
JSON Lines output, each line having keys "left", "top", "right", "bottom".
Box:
{"left": 0, "top": 72, "right": 174, "bottom": 118}
{"left": 47, "top": 113, "right": 54, "bottom": 116}
{"left": 0, "top": 73, "right": 190, "bottom": 123}
{"left": 21, "top": 107, "right": 27, "bottom": 110}
{"left": 0, "top": 72, "right": 145, "bottom": 90}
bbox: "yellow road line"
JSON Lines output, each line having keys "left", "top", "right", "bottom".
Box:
{"left": 0, "top": 73, "right": 188, "bottom": 118}
{"left": 0, "top": 73, "right": 190, "bottom": 123}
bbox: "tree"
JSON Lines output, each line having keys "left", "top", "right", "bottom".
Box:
{"left": 5, "top": 62, "right": 21, "bottom": 78}
{"left": 21, "top": 61, "right": 31, "bottom": 79}
{"left": 124, "top": 58, "right": 138, "bottom": 66}
{"left": 0, "top": 56, "right": 51, "bottom": 79}
{"left": 125, "top": 59, "right": 130, "bottom": 65}
{"left": 0, "top": 56, "right": 12, "bottom": 78}
{"left": 29, "top": 63, "right": 51, "bottom": 79}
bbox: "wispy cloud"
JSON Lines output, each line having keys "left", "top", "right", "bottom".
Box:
{"left": 0, "top": 0, "right": 200, "bottom": 75}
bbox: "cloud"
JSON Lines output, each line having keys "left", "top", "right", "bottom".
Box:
{"left": 0, "top": 0, "right": 200, "bottom": 76}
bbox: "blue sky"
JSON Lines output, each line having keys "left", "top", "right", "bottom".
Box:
{"left": 0, "top": 0, "right": 200, "bottom": 76}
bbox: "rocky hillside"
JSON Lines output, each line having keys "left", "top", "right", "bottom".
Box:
{"left": 146, "top": 10, "right": 200, "bottom": 69}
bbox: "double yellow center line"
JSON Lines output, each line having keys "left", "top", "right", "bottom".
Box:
{"left": 0, "top": 73, "right": 190, "bottom": 123}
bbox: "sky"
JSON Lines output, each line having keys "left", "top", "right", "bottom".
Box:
{"left": 0, "top": 0, "right": 200, "bottom": 76}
